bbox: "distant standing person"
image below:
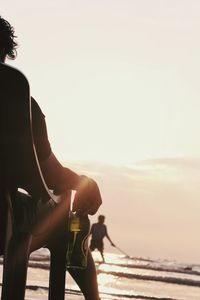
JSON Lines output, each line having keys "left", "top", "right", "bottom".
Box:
{"left": 90, "top": 215, "right": 115, "bottom": 262}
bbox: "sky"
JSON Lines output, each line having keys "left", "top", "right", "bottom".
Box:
{"left": 2, "top": 0, "right": 200, "bottom": 263}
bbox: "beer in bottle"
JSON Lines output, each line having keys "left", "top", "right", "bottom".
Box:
{"left": 66, "top": 211, "right": 90, "bottom": 269}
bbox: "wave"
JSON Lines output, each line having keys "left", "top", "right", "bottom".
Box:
{"left": 26, "top": 260, "right": 200, "bottom": 288}
{"left": 99, "top": 261, "right": 200, "bottom": 276}
{"left": 1, "top": 258, "right": 200, "bottom": 288}
{"left": 97, "top": 269, "right": 200, "bottom": 287}
{"left": 1, "top": 255, "right": 200, "bottom": 288}
{"left": 26, "top": 254, "right": 200, "bottom": 278}
{"left": 0, "top": 283, "right": 178, "bottom": 300}
{"left": 22, "top": 257, "right": 200, "bottom": 277}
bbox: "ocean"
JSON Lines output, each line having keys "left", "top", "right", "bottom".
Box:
{"left": 1, "top": 249, "right": 200, "bottom": 300}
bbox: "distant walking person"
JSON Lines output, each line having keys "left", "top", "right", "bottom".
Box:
{"left": 90, "top": 215, "right": 115, "bottom": 262}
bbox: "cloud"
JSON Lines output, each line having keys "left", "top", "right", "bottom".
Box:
{"left": 63, "top": 156, "right": 200, "bottom": 186}
{"left": 62, "top": 157, "right": 200, "bottom": 263}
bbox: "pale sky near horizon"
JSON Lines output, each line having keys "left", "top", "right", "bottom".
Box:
{"left": 2, "top": 0, "right": 200, "bottom": 263}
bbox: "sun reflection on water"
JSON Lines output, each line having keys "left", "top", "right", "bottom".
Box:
{"left": 97, "top": 273, "right": 133, "bottom": 298}
{"left": 92, "top": 252, "right": 125, "bottom": 265}
{"left": 94, "top": 252, "right": 135, "bottom": 298}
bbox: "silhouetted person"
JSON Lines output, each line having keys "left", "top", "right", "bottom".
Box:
{"left": 90, "top": 215, "right": 115, "bottom": 262}
{"left": 0, "top": 16, "right": 101, "bottom": 300}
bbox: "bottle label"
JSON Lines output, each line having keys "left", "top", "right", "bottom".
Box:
{"left": 66, "top": 213, "right": 90, "bottom": 269}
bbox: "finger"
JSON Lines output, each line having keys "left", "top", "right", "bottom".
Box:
{"left": 72, "top": 193, "right": 86, "bottom": 211}
{"left": 74, "top": 201, "right": 101, "bottom": 216}
{"left": 73, "top": 191, "right": 101, "bottom": 211}
{"left": 87, "top": 200, "right": 102, "bottom": 215}
{"left": 87, "top": 208, "right": 99, "bottom": 215}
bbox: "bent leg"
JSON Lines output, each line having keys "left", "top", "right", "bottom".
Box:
{"left": 68, "top": 250, "right": 100, "bottom": 300}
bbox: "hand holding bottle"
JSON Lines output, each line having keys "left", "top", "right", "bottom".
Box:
{"left": 73, "top": 176, "right": 102, "bottom": 216}
{"left": 66, "top": 211, "right": 90, "bottom": 269}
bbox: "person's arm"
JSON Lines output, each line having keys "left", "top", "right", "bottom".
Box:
{"left": 32, "top": 97, "right": 102, "bottom": 215}
{"left": 32, "top": 97, "right": 81, "bottom": 191}
{"left": 40, "top": 152, "right": 81, "bottom": 191}
{"left": 105, "top": 226, "right": 115, "bottom": 246}
{"left": 40, "top": 152, "right": 102, "bottom": 216}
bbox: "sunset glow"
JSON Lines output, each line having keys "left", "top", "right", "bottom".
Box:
{"left": 2, "top": 0, "right": 200, "bottom": 263}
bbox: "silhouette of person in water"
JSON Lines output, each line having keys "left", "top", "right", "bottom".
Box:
{"left": 0, "top": 16, "right": 101, "bottom": 300}
{"left": 90, "top": 215, "right": 115, "bottom": 262}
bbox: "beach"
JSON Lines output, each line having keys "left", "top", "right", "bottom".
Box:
{"left": 1, "top": 250, "right": 200, "bottom": 300}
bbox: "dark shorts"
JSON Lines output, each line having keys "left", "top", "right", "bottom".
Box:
{"left": 90, "top": 239, "right": 104, "bottom": 252}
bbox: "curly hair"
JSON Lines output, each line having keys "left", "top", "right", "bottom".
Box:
{"left": 0, "top": 16, "right": 18, "bottom": 60}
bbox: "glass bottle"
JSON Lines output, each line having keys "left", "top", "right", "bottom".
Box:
{"left": 66, "top": 211, "right": 90, "bottom": 269}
